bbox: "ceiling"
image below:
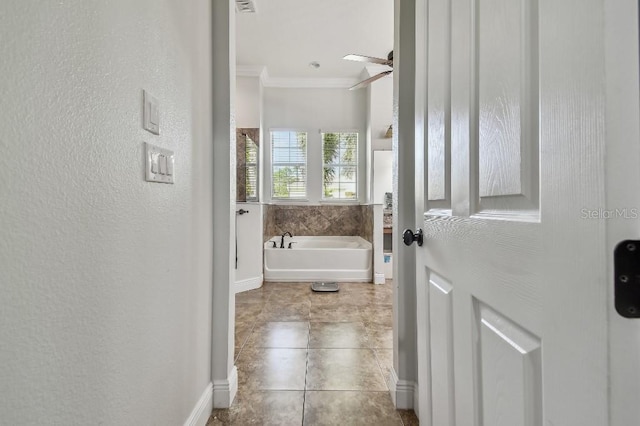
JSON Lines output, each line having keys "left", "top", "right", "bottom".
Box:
{"left": 235, "top": 0, "right": 394, "bottom": 80}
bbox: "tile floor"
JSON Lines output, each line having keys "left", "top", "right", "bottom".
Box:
{"left": 208, "top": 280, "right": 419, "bottom": 426}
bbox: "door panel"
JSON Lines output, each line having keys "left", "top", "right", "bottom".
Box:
{"left": 427, "top": 0, "right": 451, "bottom": 204}
{"left": 413, "top": 0, "right": 628, "bottom": 424}
{"left": 475, "top": 301, "right": 542, "bottom": 426}
{"left": 477, "top": 0, "right": 538, "bottom": 203}
{"left": 428, "top": 271, "right": 455, "bottom": 426}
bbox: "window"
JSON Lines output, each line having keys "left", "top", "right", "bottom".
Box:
{"left": 245, "top": 135, "right": 258, "bottom": 201}
{"left": 322, "top": 132, "right": 358, "bottom": 200}
{"left": 271, "top": 131, "right": 307, "bottom": 199}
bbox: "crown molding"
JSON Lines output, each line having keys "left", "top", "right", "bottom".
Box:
{"left": 236, "top": 65, "right": 360, "bottom": 89}
{"left": 236, "top": 65, "right": 267, "bottom": 79}
{"left": 263, "top": 77, "right": 359, "bottom": 89}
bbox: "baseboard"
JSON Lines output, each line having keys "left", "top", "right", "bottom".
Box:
{"left": 235, "top": 275, "right": 263, "bottom": 294}
{"left": 389, "top": 368, "right": 415, "bottom": 410}
{"left": 212, "top": 366, "right": 238, "bottom": 408}
{"left": 183, "top": 382, "right": 213, "bottom": 426}
{"left": 413, "top": 383, "right": 420, "bottom": 418}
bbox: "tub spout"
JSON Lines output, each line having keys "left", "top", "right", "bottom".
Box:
{"left": 280, "top": 231, "right": 293, "bottom": 248}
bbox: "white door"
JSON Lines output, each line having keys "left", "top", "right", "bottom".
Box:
{"left": 410, "top": 0, "right": 640, "bottom": 425}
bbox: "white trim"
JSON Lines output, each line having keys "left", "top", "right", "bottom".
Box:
{"left": 237, "top": 65, "right": 362, "bottom": 89}
{"left": 413, "top": 383, "right": 420, "bottom": 419}
{"left": 264, "top": 77, "right": 360, "bottom": 89}
{"left": 237, "top": 65, "right": 267, "bottom": 79}
{"left": 235, "top": 275, "right": 263, "bottom": 293}
{"left": 183, "top": 383, "right": 213, "bottom": 426}
{"left": 211, "top": 1, "right": 236, "bottom": 419}
{"left": 212, "top": 366, "right": 238, "bottom": 408}
{"left": 389, "top": 367, "right": 415, "bottom": 409}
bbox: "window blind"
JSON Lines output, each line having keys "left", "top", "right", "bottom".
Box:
{"left": 322, "top": 132, "right": 358, "bottom": 200}
{"left": 245, "top": 136, "right": 258, "bottom": 201}
{"left": 271, "top": 131, "right": 307, "bottom": 199}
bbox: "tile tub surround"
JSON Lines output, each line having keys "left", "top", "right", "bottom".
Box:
{"left": 263, "top": 204, "right": 374, "bottom": 243}
{"left": 362, "top": 204, "right": 373, "bottom": 243}
{"left": 209, "top": 281, "right": 419, "bottom": 425}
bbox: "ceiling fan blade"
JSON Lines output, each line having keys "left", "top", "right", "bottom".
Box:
{"left": 343, "top": 54, "right": 393, "bottom": 67}
{"left": 349, "top": 70, "right": 393, "bottom": 90}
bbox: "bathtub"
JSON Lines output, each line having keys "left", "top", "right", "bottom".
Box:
{"left": 264, "top": 236, "right": 372, "bottom": 282}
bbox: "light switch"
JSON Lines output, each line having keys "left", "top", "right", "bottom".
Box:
{"left": 143, "top": 90, "right": 160, "bottom": 135}
{"left": 158, "top": 154, "right": 167, "bottom": 175}
{"left": 166, "top": 156, "right": 174, "bottom": 175}
{"left": 150, "top": 153, "right": 159, "bottom": 173}
{"left": 145, "top": 142, "right": 174, "bottom": 184}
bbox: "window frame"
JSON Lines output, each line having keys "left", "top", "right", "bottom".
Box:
{"left": 320, "top": 131, "right": 359, "bottom": 201}
{"left": 270, "top": 130, "right": 308, "bottom": 200}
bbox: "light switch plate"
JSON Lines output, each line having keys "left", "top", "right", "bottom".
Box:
{"left": 145, "top": 142, "right": 174, "bottom": 184}
{"left": 143, "top": 90, "right": 159, "bottom": 135}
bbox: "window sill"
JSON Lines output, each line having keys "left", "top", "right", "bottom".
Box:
{"left": 269, "top": 199, "right": 310, "bottom": 204}
{"left": 319, "top": 199, "right": 361, "bottom": 205}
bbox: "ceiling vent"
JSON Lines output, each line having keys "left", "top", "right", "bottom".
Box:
{"left": 235, "top": 0, "right": 257, "bottom": 13}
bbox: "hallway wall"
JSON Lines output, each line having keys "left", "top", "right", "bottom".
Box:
{"left": 0, "top": 1, "right": 214, "bottom": 424}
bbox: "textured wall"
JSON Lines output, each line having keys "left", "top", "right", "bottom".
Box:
{"left": 236, "top": 202, "right": 263, "bottom": 284}
{"left": 264, "top": 205, "right": 374, "bottom": 243}
{"left": 0, "top": 1, "right": 213, "bottom": 424}
{"left": 236, "top": 77, "right": 261, "bottom": 128}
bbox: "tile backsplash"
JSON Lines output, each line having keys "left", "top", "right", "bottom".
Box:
{"left": 264, "top": 204, "right": 374, "bottom": 243}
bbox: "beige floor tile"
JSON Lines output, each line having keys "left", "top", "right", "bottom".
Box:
{"left": 374, "top": 349, "right": 394, "bottom": 390}
{"left": 309, "top": 291, "right": 342, "bottom": 305}
{"left": 336, "top": 291, "right": 379, "bottom": 306}
{"left": 246, "top": 321, "right": 309, "bottom": 348}
{"left": 235, "top": 287, "right": 272, "bottom": 304}
{"left": 259, "top": 301, "right": 310, "bottom": 322}
{"left": 310, "top": 304, "right": 363, "bottom": 322}
{"left": 237, "top": 348, "right": 308, "bottom": 390}
{"left": 231, "top": 280, "right": 400, "bottom": 423}
{"left": 303, "top": 391, "right": 403, "bottom": 426}
{"left": 365, "top": 323, "right": 393, "bottom": 349}
{"left": 234, "top": 322, "right": 254, "bottom": 354}
{"left": 264, "top": 282, "right": 308, "bottom": 291}
{"left": 398, "top": 409, "right": 420, "bottom": 426}
{"left": 209, "top": 390, "right": 304, "bottom": 426}
{"left": 306, "top": 348, "right": 387, "bottom": 391}
{"left": 269, "top": 287, "right": 313, "bottom": 304}
{"left": 359, "top": 304, "right": 393, "bottom": 326}
{"left": 309, "top": 322, "right": 369, "bottom": 349}
{"left": 235, "top": 303, "right": 264, "bottom": 327}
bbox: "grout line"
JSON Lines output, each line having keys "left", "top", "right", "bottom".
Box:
{"left": 301, "top": 320, "right": 311, "bottom": 426}
{"left": 234, "top": 306, "right": 263, "bottom": 363}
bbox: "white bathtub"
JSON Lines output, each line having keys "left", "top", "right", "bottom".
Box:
{"left": 264, "top": 236, "right": 372, "bottom": 282}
